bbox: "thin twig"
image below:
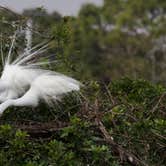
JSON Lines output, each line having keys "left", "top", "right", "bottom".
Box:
{"left": 151, "top": 92, "right": 166, "bottom": 113}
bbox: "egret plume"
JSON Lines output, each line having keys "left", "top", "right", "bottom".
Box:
{"left": 0, "top": 35, "right": 81, "bottom": 115}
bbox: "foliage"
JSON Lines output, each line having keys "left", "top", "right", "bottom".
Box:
{"left": 0, "top": 78, "right": 165, "bottom": 166}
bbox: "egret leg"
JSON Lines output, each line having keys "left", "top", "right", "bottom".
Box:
{"left": 0, "top": 86, "right": 39, "bottom": 115}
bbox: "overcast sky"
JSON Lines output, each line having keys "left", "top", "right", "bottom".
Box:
{"left": 0, "top": 0, "right": 103, "bottom": 16}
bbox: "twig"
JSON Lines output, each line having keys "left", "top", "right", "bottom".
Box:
{"left": 96, "top": 120, "right": 148, "bottom": 166}
{"left": 0, "top": 6, "right": 22, "bottom": 18}
{"left": 13, "top": 121, "right": 68, "bottom": 138}
{"left": 103, "top": 83, "right": 116, "bottom": 105}
{"left": 151, "top": 92, "right": 166, "bottom": 113}
{"left": 93, "top": 99, "right": 148, "bottom": 166}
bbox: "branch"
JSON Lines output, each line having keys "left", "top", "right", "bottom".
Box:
{"left": 13, "top": 120, "right": 68, "bottom": 138}
{"left": 93, "top": 100, "right": 148, "bottom": 166}
{"left": 96, "top": 120, "right": 148, "bottom": 166}
{"left": 151, "top": 92, "right": 166, "bottom": 113}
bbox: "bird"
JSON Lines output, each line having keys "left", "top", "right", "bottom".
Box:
{"left": 0, "top": 34, "right": 81, "bottom": 116}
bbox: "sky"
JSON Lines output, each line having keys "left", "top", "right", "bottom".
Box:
{"left": 0, "top": 0, "right": 103, "bottom": 16}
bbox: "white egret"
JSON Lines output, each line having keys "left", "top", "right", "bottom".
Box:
{"left": 0, "top": 35, "right": 81, "bottom": 115}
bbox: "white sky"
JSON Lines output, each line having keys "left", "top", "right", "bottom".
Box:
{"left": 0, "top": 0, "right": 103, "bottom": 16}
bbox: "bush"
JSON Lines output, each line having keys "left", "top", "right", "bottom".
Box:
{"left": 0, "top": 78, "right": 165, "bottom": 166}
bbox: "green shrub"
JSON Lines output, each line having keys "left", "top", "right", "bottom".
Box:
{"left": 0, "top": 78, "right": 165, "bottom": 165}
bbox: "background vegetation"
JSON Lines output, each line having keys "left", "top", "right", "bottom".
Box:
{"left": 0, "top": 0, "right": 165, "bottom": 165}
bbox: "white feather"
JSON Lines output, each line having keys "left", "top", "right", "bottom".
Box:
{"left": 0, "top": 42, "right": 81, "bottom": 115}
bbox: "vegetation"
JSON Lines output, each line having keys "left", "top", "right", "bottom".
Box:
{"left": 0, "top": 0, "right": 166, "bottom": 165}
{"left": 0, "top": 78, "right": 165, "bottom": 166}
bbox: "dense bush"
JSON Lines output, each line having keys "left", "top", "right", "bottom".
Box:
{"left": 0, "top": 78, "right": 165, "bottom": 166}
